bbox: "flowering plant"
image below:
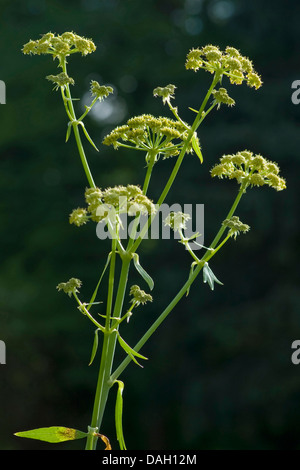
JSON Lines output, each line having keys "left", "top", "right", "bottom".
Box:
{"left": 15, "top": 33, "right": 285, "bottom": 450}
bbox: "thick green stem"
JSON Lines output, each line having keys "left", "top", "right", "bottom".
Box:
{"left": 85, "top": 239, "right": 117, "bottom": 450}
{"left": 85, "top": 255, "right": 131, "bottom": 450}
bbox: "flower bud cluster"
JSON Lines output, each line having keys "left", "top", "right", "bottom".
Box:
{"left": 130, "top": 285, "right": 153, "bottom": 306}
{"left": 153, "top": 84, "right": 176, "bottom": 104}
{"left": 212, "top": 87, "right": 235, "bottom": 108}
{"left": 69, "top": 185, "right": 156, "bottom": 226}
{"left": 56, "top": 278, "right": 82, "bottom": 296}
{"left": 22, "top": 31, "right": 96, "bottom": 58}
{"left": 46, "top": 72, "right": 75, "bottom": 90}
{"left": 222, "top": 216, "right": 250, "bottom": 239}
{"left": 210, "top": 150, "right": 286, "bottom": 191}
{"left": 90, "top": 81, "right": 114, "bottom": 101}
{"left": 185, "top": 45, "right": 262, "bottom": 89}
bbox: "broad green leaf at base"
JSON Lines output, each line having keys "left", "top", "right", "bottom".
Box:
{"left": 14, "top": 426, "right": 87, "bottom": 443}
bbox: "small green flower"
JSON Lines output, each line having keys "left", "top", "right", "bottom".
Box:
{"left": 229, "top": 70, "right": 244, "bottom": 85}
{"left": 85, "top": 187, "right": 103, "bottom": 205}
{"left": 51, "top": 37, "right": 70, "bottom": 55}
{"left": 164, "top": 211, "right": 191, "bottom": 232}
{"left": 210, "top": 162, "right": 233, "bottom": 179}
{"left": 130, "top": 285, "right": 153, "bottom": 306}
{"left": 225, "top": 46, "right": 241, "bottom": 58}
{"left": 46, "top": 72, "right": 75, "bottom": 90}
{"left": 60, "top": 32, "right": 76, "bottom": 42}
{"left": 249, "top": 173, "right": 265, "bottom": 187}
{"left": 73, "top": 36, "right": 96, "bottom": 56}
{"left": 266, "top": 173, "right": 286, "bottom": 191}
{"left": 212, "top": 87, "right": 235, "bottom": 109}
{"left": 222, "top": 216, "right": 250, "bottom": 239}
{"left": 247, "top": 72, "right": 263, "bottom": 90}
{"left": 57, "top": 278, "right": 82, "bottom": 297}
{"left": 201, "top": 45, "right": 223, "bottom": 62}
{"left": 69, "top": 208, "right": 89, "bottom": 227}
{"left": 153, "top": 84, "right": 176, "bottom": 104}
{"left": 90, "top": 81, "right": 114, "bottom": 101}
{"left": 225, "top": 57, "right": 242, "bottom": 71}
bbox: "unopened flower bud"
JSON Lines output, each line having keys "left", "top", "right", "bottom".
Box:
{"left": 130, "top": 285, "right": 152, "bottom": 306}
{"left": 90, "top": 81, "right": 114, "bottom": 101}
{"left": 57, "top": 278, "right": 82, "bottom": 296}
{"left": 46, "top": 72, "right": 74, "bottom": 90}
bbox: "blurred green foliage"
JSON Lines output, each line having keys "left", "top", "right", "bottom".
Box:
{"left": 0, "top": 0, "right": 299, "bottom": 450}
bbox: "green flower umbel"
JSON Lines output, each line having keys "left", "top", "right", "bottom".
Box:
{"left": 103, "top": 113, "right": 199, "bottom": 162}
{"left": 222, "top": 216, "right": 250, "bottom": 240}
{"left": 185, "top": 45, "right": 262, "bottom": 89}
{"left": 22, "top": 32, "right": 96, "bottom": 58}
{"left": 211, "top": 150, "right": 286, "bottom": 191}
{"left": 69, "top": 185, "right": 157, "bottom": 225}
{"left": 129, "top": 285, "right": 153, "bottom": 306}
{"left": 46, "top": 72, "right": 75, "bottom": 90}
{"left": 56, "top": 278, "right": 82, "bottom": 297}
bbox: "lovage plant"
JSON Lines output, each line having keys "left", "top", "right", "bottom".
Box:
{"left": 15, "top": 33, "right": 286, "bottom": 450}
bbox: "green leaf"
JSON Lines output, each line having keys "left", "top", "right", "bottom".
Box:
{"left": 81, "top": 122, "right": 99, "bottom": 152}
{"left": 89, "top": 328, "right": 101, "bottom": 366}
{"left": 87, "top": 252, "right": 112, "bottom": 310}
{"left": 191, "top": 134, "right": 203, "bottom": 163}
{"left": 186, "top": 262, "right": 197, "bottom": 296}
{"left": 65, "top": 122, "right": 72, "bottom": 143}
{"left": 114, "top": 380, "right": 126, "bottom": 450}
{"left": 203, "top": 262, "right": 223, "bottom": 291}
{"left": 132, "top": 253, "right": 154, "bottom": 291}
{"left": 14, "top": 426, "right": 87, "bottom": 443}
{"left": 117, "top": 332, "right": 148, "bottom": 368}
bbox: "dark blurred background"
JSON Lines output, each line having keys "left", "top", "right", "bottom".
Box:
{"left": 0, "top": 0, "right": 299, "bottom": 450}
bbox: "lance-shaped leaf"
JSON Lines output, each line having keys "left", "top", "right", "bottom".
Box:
{"left": 81, "top": 122, "right": 99, "bottom": 152}
{"left": 65, "top": 121, "right": 72, "bottom": 143}
{"left": 191, "top": 134, "right": 203, "bottom": 163}
{"left": 203, "top": 262, "right": 223, "bottom": 291}
{"left": 132, "top": 253, "right": 154, "bottom": 291}
{"left": 186, "top": 262, "right": 198, "bottom": 296}
{"left": 87, "top": 252, "right": 112, "bottom": 310}
{"left": 117, "top": 332, "right": 148, "bottom": 368}
{"left": 14, "top": 426, "right": 87, "bottom": 443}
{"left": 114, "top": 380, "right": 126, "bottom": 450}
{"left": 89, "top": 328, "right": 101, "bottom": 366}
